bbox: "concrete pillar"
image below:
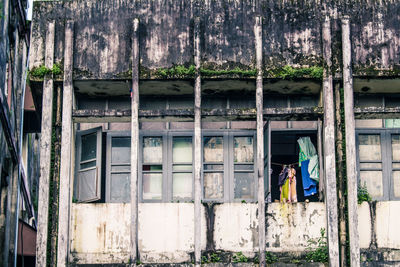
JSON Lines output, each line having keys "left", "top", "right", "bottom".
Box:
{"left": 254, "top": 16, "right": 266, "bottom": 267}
{"left": 193, "top": 17, "right": 202, "bottom": 267}
{"left": 130, "top": 18, "right": 140, "bottom": 263}
{"left": 322, "top": 16, "right": 340, "bottom": 267}
{"left": 57, "top": 20, "right": 74, "bottom": 266}
{"left": 36, "top": 20, "right": 55, "bottom": 267}
{"left": 342, "top": 16, "right": 360, "bottom": 267}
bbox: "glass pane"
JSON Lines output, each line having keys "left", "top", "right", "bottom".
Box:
{"left": 112, "top": 137, "right": 131, "bottom": 164}
{"left": 360, "top": 171, "right": 383, "bottom": 198}
{"left": 204, "top": 164, "right": 224, "bottom": 171}
{"left": 143, "top": 137, "right": 162, "bottom": 163}
{"left": 81, "top": 133, "right": 97, "bottom": 162}
{"left": 392, "top": 135, "right": 400, "bottom": 161}
{"left": 142, "top": 165, "right": 162, "bottom": 171}
{"left": 393, "top": 171, "right": 400, "bottom": 198}
{"left": 234, "top": 164, "right": 254, "bottom": 171}
{"left": 173, "top": 173, "right": 192, "bottom": 199}
{"left": 385, "top": 119, "right": 400, "bottom": 128}
{"left": 204, "top": 137, "right": 223, "bottom": 162}
{"left": 77, "top": 168, "right": 98, "bottom": 201}
{"left": 393, "top": 163, "right": 400, "bottom": 169}
{"left": 234, "top": 137, "right": 254, "bottom": 163}
{"left": 173, "top": 137, "right": 192, "bottom": 163}
{"left": 359, "top": 163, "right": 382, "bottom": 169}
{"left": 173, "top": 165, "right": 192, "bottom": 172}
{"left": 358, "top": 135, "right": 381, "bottom": 161}
{"left": 110, "top": 173, "right": 130, "bottom": 202}
{"left": 142, "top": 173, "right": 162, "bottom": 200}
{"left": 234, "top": 172, "right": 254, "bottom": 199}
{"left": 80, "top": 160, "right": 96, "bottom": 170}
{"left": 204, "top": 173, "right": 223, "bottom": 199}
{"left": 111, "top": 165, "right": 130, "bottom": 172}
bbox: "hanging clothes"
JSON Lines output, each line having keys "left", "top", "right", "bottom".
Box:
{"left": 288, "top": 167, "right": 297, "bottom": 202}
{"left": 280, "top": 166, "right": 297, "bottom": 203}
{"left": 300, "top": 159, "right": 317, "bottom": 196}
{"left": 297, "top": 137, "right": 319, "bottom": 182}
{"left": 278, "top": 166, "right": 289, "bottom": 186}
{"left": 280, "top": 178, "right": 290, "bottom": 202}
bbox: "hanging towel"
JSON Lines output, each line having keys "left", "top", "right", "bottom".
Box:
{"left": 297, "top": 137, "right": 320, "bottom": 182}
{"left": 280, "top": 178, "right": 290, "bottom": 202}
{"left": 300, "top": 159, "right": 317, "bottom": 197}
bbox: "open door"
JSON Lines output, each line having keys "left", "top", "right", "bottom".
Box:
{"left": 264, "top": 120, "right": 271, "bottom": 202}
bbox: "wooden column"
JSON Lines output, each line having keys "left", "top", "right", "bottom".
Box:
{"left": 36, "top": 20, "right": 55, "bottom": 267}
{"left": 130, "top": 18, "right": 140, "bottom": 263}
{"left": 57, "top": 20, "right": 74, "bottom": 266}
{"left": 342, "top": 16, "right": 360, "bottom": 267}
{"left": 193, "top": 17, "right": 202, "bottom": 266}
{"left": 322, "top": 16, "right": 340, "bottom": 266}
{"left": 254, "top": 16, "right": 266, "bottom": 267}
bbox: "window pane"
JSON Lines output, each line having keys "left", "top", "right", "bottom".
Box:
{"left": 234, "top": 164, "right": 254, "bottom": 171}
{"left": 80, "top": 160, "right": 96, "bottom": 169}
{"left": 392, "top": 135, "right": 400, "bottom": 161}
{"left": 359, "top": 163, "right": 382, "bottom": 169}
{"left": 142, "top": 173, "right": 162, "bottom": 200}
{"left": 143, "top": 137, "right": 162, "bottom": 163}
{"left": 204, "top": 137, "right": 223, "bottom": 162}
{"left": 142, "top": 165, "right": 162, "bottom": 171}
{"left": 173, "top": 173, "right": 192, "bottom": 199}
{"left": 234, "top": 172, "right": 254, "bottom": 199}
{"left": 204, "top": 164, "right": 224, "bottom": 171}
{"left": 393, "top": 171, "right": 400, "bottom": 198}
{"left": 393, "top": 163, "right": 400, "bottom": 169}
{"left": 112, "top": 137, "right": 131, "bottom": 164}
{"left": 234, "top": 137, "right": 254, "bottom": 163}
{"left": 173, "top": 165, "right": 192, "bottom": 172}
{"left": 173, "top": 137, "right": 192, "bottom": 163}
{"left": 204, "top": 173, "right": 223, "bottom": 199}
{"left": 110, "top": 173, "right": 130, "bottom": 202}
{"left": 360, "top": 171, "right": 383, "bottom": 198}
{"left": 81, "top": 133, "right": 97, "bottom": 162}
{"left": 358, "top": 135, "right": 381, "bottom": 161}
{"left": 111, "top": 165, "right": 130, "bottom": 172}
{"left": 77, "top": 168, "right": 98, "bottom": 202}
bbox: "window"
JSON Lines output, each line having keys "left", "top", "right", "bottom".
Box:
{"left": 356, "top": 129, "right": 400, "bottom": 201}
{"left": 202, "top": 132, "right": 257, "bottom": 202}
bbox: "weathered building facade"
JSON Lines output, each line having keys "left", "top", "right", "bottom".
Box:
{"left": 0, "top": 0, "right": 40, "bottom": 266}
{"left": 29, "top": 0, "right": 400, "bottom": 266}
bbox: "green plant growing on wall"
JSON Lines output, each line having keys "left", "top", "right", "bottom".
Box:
{"left": 268, "top": 65, "right": 324, "bottom": 80}
{"left": 29, "top": 63, "right": 63, "bottom": 79}
{"left": 201, "top": 255, "right": 209, "bottom": 264}
{"left": 265, "top": 251, "right": 278, "bottom": 264}
{"left": 357, "top": 183, "right": 372, "bottom": 204}
{"left": 210, "top": 253, "right": 221, "bottom": 262}
{"left": 305, "top": 228, "right": 329, "bottom": 263}
{"left": 232, "top": 252, "right": 248, "bottom": 263}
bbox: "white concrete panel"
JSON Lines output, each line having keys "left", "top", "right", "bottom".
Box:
{"left": 358, "top": 202, "right": 371, "bottom": 249}
{"left": 214, "top": 203, "right": 258, "bottom": 252}
{"left": 138, "top": 203, "right": 207, "bottom": 263}
{"left": 376, "top": 201, "right": 400, "bottom": 249}
{"left": 70, "top": 203, "right": 131, "bottom": 264}
{"left": 265, "top": 202, "right": 326, "bottom": 252}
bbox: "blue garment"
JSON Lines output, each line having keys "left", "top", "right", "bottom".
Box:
{"left": 300, "top": 159, "right": 317, "bottom": 197}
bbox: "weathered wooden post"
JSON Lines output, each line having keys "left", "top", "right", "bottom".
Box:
{"left": 342, "top": 16, "right": 360, "bottom": 267}
{"left": 130, "top": 18, "right": 140, "bottom": 264}
{"left": 322, "top": 16, "right": 340, "bottom": 266}
{"left": 193, "top": 16, "right": 202, "bottom": 267}
{"left": 36, "top": 20, "right": 55, "bottom": 267}
{"left": 57, "top": 20, "right": 74, "bottom": 266}
{"left": 255, "top": 16, "right": 266, "bottom": 267}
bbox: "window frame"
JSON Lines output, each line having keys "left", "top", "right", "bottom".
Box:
{"left": 356, "top": 128, "right": 400, "bottom": 201}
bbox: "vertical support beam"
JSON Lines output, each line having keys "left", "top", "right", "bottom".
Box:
{"left": 322, "top": 16, "right": 340, "bottom": 267}
{"left": 36, "top": 20, "right": 55, "bottom": 267}
{"left": 255, "top": 16, "right": 265, "bottom": 267}
{"left": 193, "top": 17, "right": 202, "bottom": 267}
{"left": 57, "top": 20, "right": 74, "bottom": 266}
{"left": 130, "top": 18, "right": 140, "bottom": 264}
{"left": 342, "top": 16, "right": 360, "bottom": 267}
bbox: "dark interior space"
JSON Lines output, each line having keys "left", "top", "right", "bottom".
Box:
{"left": 270, "top": 130, "right": 319, "bottom": 202}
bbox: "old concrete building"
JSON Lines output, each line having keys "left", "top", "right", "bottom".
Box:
{"left": 29, "top": 0, "right": 400, "bottom": 266}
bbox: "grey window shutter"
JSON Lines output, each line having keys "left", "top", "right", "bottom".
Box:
{"left": 75, "top": 127, "right": 102, "bottom": 202}
{"left": 263, "top": 121, "right": 271, "bottom": 202}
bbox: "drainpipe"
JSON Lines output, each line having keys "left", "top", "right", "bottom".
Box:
{"left": 13, "top": 42, "right": 29, "bottom": 267}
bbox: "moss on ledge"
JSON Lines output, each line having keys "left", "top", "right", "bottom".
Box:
{"left": 29, "top": 63, "right": 63, "bottom": 80}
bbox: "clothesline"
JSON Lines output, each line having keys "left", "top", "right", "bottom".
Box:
{"left": 271, "top": 162, "right": 299, "bottom": 167}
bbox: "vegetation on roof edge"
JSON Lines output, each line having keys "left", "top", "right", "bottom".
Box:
{"left": 29, "top": 63, "right": 63, "bottom": 79}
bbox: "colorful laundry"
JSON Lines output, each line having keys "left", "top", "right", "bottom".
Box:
{"left": 280, "top": 166, "right": 297, "bottom": 203}
{"left": 300, "top": 159, "right": 317, "bottom": 196}
{"left": 298, "top": 137, "right": 319, "bottom": 182}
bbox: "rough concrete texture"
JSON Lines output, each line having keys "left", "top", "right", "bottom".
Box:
{"left": 29, "top": 0, "right": 400, "bottom": 80}
{"left": 265, "top": 202, "right": 326, "bottom": 252}
{"left": 375, "top": 201, "right": 400, "bottom": 249}
{"left": 358, "top": 202, "right": 372, "bottom": 249}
